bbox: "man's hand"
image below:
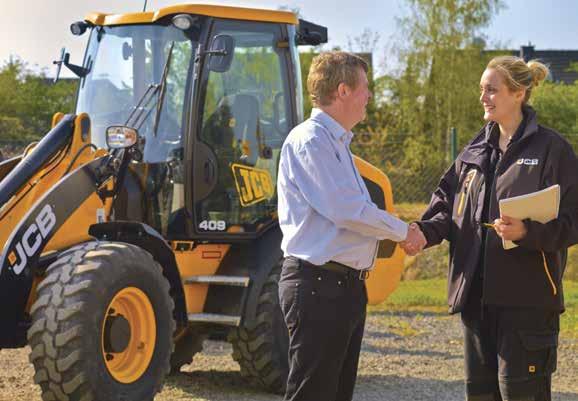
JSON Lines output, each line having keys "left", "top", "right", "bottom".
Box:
{"left": 493, "top": 215, "right": 528, "bottom": 241}
{"left": 400, "top": 223, "right": 427, "bottom": 256}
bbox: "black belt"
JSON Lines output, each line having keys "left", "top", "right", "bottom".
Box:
{"left": 297, "top": 258, "right": 370, "bottom": 280}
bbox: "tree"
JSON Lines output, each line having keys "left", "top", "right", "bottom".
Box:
{"left": 0, "top": 57, "right": 76, "bottom": 149}
{"left": 372, "top": 0, "right": 504, "bottom": 202}
{"left": 393, "top": 0, "right": 503, "bottom": 146}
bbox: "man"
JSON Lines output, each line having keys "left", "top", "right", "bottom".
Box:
{"left": 277, "top": 51, "right": 426, "bottom": 401}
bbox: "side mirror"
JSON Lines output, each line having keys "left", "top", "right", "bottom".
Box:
{"left": 52, "top": 48, "right": 66, "bottom": 84}
{"left": 106, "top": 126, "right": 139, "bottom": 149}
{"left": 208, "top": 34, "right": 235, "bottom": 73}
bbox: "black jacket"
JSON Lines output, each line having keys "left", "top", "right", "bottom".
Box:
{"left": 419, "top": 107, "right": 578, "bottom": 314}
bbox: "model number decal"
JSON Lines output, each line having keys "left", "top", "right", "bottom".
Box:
{"left": 8, "top": 204, "right": 56, "bottom": 275}
{"left": 198, "top": 220, "right": 226, "bottom": 231}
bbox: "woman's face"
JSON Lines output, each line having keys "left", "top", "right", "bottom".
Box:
{"left": 479, "top": 68, "right": 525, "bottom": 124}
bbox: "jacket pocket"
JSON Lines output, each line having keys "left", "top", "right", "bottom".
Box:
{"left": 518, "top": 330, "right": 558, "bottom": 376}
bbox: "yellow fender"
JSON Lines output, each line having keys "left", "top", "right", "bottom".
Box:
{"left": 354, "top": 156, "right": 406, "bottom": 305}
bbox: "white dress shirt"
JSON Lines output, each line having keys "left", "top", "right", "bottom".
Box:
{"left": 277, "top": 108, "right": 408, "bottom": 270}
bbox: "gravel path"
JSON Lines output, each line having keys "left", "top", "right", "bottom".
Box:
{"left": 1, "top": 310, "right": 576, "bottom": 401}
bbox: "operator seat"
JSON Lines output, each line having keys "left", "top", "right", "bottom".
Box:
{"left": 198, "top": 93, "right": 261, "bottom": 223}
{"left": 229, "top": 93, "right": 260, "bottom": 166}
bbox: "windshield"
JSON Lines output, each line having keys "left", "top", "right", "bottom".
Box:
{"left": 76, "top": 24, "right": 195, "bottom": 162}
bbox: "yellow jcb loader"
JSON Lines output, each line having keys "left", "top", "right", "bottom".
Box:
{"left": 0, "top": 4, "right": 405, "bottom": 401}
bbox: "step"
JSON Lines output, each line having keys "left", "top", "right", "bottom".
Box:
{"left": 183, "top": 275, "right": 250, "bottom": 287}
{"left": 187, "top": 313, "right": 241, "bottom": 326}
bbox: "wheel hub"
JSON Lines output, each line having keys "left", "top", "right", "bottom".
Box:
{"left": 103, "top": 314, "right": 132, "bottom": 353}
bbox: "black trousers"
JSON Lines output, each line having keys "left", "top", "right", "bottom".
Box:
{"left": 462, "top": 279, "right": 559, "bottom": 401}
{"left": 278, "top": 257, "right": 367, "bottom": 401}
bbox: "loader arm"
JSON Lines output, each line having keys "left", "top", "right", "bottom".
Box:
{"left": 0, "top": 112, "right": 122, "bottom": 349}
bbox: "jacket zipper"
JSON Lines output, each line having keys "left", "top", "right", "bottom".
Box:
{"left": 541, "top": 252, "right": 558, "bottom": 296}
{"left": 481, "top": 149, "right": 504, "bottom": 306}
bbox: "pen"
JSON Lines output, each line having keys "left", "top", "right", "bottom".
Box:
{"left": 482, "top": 223, "right": 496, "bottom": 230}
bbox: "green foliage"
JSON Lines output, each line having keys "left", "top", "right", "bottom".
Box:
{"left": 531, "top": 81, "right": 578, "bottom": 144}
{"left": 387, "top": 0, "right": 504, "bottom": 152}
{"left": 0, "top": 58, "right": 76, "bottom": 147}
{"left": 298, "top": 49, "right": 316, "bottom": 118}
{"left": 370, "top": 278, "right": 447, "bottom": 312}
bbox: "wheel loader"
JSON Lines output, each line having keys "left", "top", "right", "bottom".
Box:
{"left": 0, "top": 4, "right": 406, "bottom": 401}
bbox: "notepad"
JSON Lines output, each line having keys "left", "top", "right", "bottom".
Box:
{"left": 498, "top": 184, "right": 560, "bottom": 250}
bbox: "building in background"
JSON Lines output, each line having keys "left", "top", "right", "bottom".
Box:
{"left": 513, "top": 44, "right": 578, "bottom": 84}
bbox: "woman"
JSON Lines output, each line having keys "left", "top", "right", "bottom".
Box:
{"left": 416, "top": 56, "right": 578, "bottom": 401}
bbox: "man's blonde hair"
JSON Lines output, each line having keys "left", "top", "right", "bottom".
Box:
{"left": 307, "top": 52, "right": 369, "bottom": 107}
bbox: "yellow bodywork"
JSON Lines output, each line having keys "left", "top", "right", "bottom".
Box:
{"left": 354, "top": 156, "right": 406, "bottom": 305}
{"left": 0, "top": 112, "right": 113, "bottom": 311}
{"left": 173, "top": 243, "right": 231, "bottom": 313}
{"left": 85, "top": 3, "right": 298, "bottom": 27}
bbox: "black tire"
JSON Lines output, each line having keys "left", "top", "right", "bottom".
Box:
{"left": 28, "top": 241, "right": 175, "bottom": 401}
{"left": 228, "top": 262, "right": 289, "bottom": 394}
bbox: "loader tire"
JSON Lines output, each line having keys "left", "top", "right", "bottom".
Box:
{"left": 28, "top": 241, "right": 175, "bottom": 401}
{"left": 228, "top": 262, "right": 289, "bottom": 394}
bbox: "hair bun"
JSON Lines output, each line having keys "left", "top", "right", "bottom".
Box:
{"left": 527, "top": 60, "right": 549, "bottom": 87}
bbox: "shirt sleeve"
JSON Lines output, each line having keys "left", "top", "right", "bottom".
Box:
{"left": 283, "top": 134, "right": 408, "bottom": 242}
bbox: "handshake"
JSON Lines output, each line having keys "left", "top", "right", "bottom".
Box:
{"left": 399, "top": 223, "right": 427, "bottom": 256}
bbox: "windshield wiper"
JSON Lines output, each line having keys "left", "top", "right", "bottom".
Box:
{"left": 153, "top": 41, "right": 175, "bottom": 137}
{"left": 122, "top": 41, "right": 175, "bottom": 135}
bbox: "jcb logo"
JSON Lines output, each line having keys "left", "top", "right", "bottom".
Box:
{"left": 8, "top": 204, "right": 56, "bottom": 275}
{"left": 516, "top": 158, "right": 539, "bottom": 166}
{"left": 231, "top": 164, "right": 274, "bottom": 206}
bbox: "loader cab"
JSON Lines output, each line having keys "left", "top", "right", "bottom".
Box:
{"left": 75, "top": 14, "right": 304, "bottom": 240}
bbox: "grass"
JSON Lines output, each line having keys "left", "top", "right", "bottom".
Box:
{"left": 563, "top": 280, "right": 578, "bottom": 338}
{"left": 370, "top": 278, "right": 447, "bottom": 313}
{"left": 370, "top": 278, "right": 578, "bottom": 338}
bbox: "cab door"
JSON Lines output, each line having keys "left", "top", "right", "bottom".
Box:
{"left": 192, "top": 19, "right": 294, "bottom": 238}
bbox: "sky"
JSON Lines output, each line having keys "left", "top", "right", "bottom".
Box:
{"left": 0, "top": 0, "right": 577, "bottom": 77}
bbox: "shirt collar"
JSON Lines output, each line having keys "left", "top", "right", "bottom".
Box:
{"left": 310, "top": 108, "right": 353, "bottom": 144}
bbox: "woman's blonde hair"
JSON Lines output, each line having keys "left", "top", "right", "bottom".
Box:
{"left": 487, "top": 56, "right": 550, "bottom": 103}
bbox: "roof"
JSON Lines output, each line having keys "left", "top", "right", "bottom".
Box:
{"left": 511, "top": 46, "right": 578, "bottom": 85}
{"left": 85, "top": 3, "right": 298, "bottom": 26}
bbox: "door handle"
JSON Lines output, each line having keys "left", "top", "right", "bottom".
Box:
{"left": 204, "top": 159, "right": 215, "bottom": 183}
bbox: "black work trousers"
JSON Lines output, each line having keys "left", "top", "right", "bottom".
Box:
{"left": 462, "top": 278, "right": 559, "bottom": 401}
{"left": 278, "top": 257, "right": 367, "bottom": 401}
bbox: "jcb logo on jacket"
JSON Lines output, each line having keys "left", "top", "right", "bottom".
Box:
{"left": 516, "top": 158, "right": 539, "bottom": 166}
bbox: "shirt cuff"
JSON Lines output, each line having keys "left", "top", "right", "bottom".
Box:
{"left": 380, "top": 212, "right": 409, "bottom": 242}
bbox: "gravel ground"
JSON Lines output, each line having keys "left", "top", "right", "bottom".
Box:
{"left": 1, "top": 310, "right": 576, "bottom": 401}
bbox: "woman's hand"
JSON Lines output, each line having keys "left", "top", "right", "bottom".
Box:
{"left": 493, "top": 215, "right": 528, "bottom": 241}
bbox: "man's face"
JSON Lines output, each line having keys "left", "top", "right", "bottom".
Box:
{"left": 343, "top": 67, "right": 371, "bottom": 125}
